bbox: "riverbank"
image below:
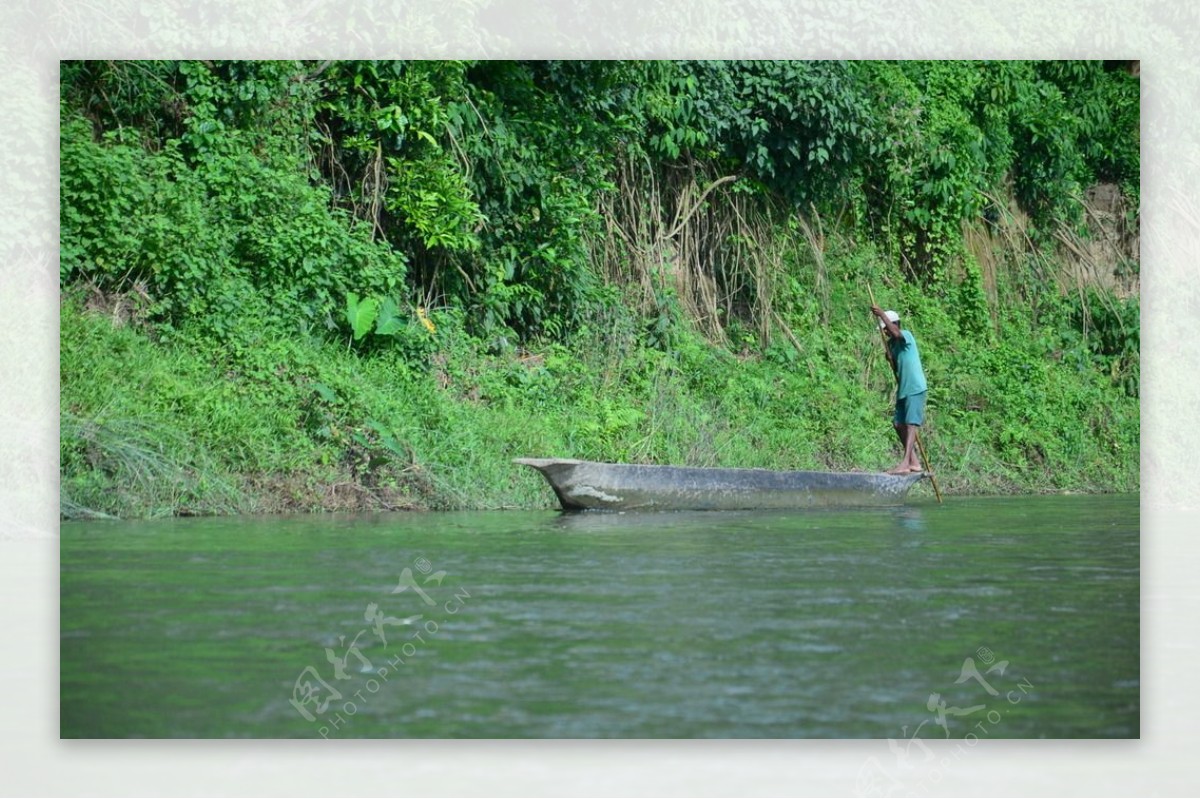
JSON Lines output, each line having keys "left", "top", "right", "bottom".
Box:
{"left": 60, "top": 261, "right": 1139, "bottom": 520}
{"left": 58, "top": 61, "right": 1140, "bottom": 518}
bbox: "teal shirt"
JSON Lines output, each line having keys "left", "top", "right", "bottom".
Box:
{"left": 888, "top": 329, "right": 928, "bottom": 399}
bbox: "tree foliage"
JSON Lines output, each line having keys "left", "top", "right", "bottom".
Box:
{"left": 60, "top": 58, "right": 1138, "bottom": 350}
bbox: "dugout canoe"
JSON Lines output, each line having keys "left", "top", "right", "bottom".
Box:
{"left": 514, "top": 458, "right": 927, "bottom": 511}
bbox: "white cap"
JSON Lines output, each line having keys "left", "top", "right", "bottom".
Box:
{"left": 878, "top": 310, "right": 900, "bottom": 329}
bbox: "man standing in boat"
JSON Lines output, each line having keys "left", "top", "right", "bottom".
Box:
{"left": 871, "top": 305, "right": 928, "bottom": 475}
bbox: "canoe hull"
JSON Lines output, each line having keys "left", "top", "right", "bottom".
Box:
{"left": 515, "top": 458, "right": 926, "bottom": 511}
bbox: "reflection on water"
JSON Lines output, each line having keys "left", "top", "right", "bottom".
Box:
{"left": 892, "top": 507, "right": 927, "bottom": 534}
{"left": 61, "top": 494, "right": 1138, "bottom": 738}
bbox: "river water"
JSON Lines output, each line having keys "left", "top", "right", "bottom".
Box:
{"left": 60, "top": 494, "right": 1138, "bottom": 739}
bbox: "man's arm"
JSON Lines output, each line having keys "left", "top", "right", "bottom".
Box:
{"left": 870, "top": 305, "right": 900, "bottom": 379}
{"left": 870, "top": 305, "right": 902, "bottom": 340}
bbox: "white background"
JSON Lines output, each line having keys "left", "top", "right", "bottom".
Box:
{"left": 2, "top": 1, "right": 1196, "bottom": 795}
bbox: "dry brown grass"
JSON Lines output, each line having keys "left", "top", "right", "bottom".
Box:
{"left": 597, "top": 152, "right": 804, "bottom": 349}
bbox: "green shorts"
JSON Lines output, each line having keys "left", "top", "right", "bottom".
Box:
{"left": 894, "top": 391, "right": 927, "bottom": 426}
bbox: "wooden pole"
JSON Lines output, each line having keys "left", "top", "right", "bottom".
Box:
{"left": 915, "top": 434, "right": 942, "bottom": 503}
{"left": 868, "top": 284, "right": 943, "bottom": 504}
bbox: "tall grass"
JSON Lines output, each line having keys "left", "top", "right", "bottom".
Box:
{"left": 60, "top": 411, "right": 247, "bottom": 519}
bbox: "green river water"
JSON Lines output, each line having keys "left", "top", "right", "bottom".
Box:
{"left": 60, "top": 494, "right": 1138, "bottom": 739}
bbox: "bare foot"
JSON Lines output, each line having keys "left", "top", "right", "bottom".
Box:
{"left": 885, "top": 465, "right": 909, "bottom": 475}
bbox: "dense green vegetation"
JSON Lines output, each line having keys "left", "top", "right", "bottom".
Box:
{"left": 59, "top": 60, "right": 1140, "bottom": 518}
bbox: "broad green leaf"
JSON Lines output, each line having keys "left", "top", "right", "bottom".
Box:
{"left": 375, "top": 297, "right": 404, "bottom": 336}
{"left": 345, "top": 292, "right": 379, "bottom": 341}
